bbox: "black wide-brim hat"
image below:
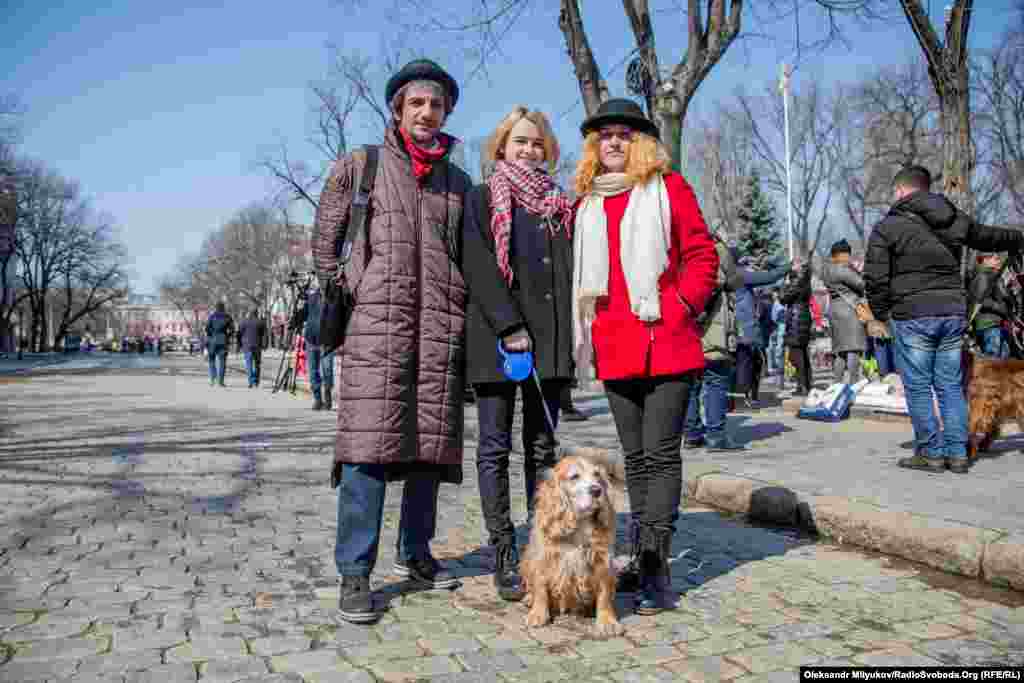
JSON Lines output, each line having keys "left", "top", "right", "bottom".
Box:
{"left": 580, "top": 97, "right": 659, "bottom": 140}
{"left": 385, "top": 59, "right": 459, "bottom": 111}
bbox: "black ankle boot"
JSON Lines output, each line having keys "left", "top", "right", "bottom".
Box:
{"left": 494, "top": 539, "right": 524, "bottom": 602}
{"left": 616, "top": 522, "right": 642, "bottom": 594}
{"left": 636, "top": 527, "right": 675, "bottom": 615}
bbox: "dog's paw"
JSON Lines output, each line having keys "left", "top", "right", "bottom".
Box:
{"left": 592, "top": 617, "right": 625, "bottom": 638}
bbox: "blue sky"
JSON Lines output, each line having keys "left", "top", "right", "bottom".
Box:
{"left": 3, "top": 1, "right": 1018, "bottom": 293}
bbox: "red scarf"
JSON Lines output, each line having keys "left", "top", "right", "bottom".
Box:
{"left": 487, "top": 160, "right": 573, "bottom": 284}
{"left": 399, "top": 127, "right": 453, "bottom": 182}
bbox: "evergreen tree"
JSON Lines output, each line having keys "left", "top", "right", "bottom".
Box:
{"left": 736, "top": 172, "right": 783, "bottom": 264}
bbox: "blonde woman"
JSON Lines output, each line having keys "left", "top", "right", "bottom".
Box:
{"left": 462, "top": 106, "right": 574, "bottom": 602}
{"left": 573, "top": 99, "right": 718, "bottom": 613}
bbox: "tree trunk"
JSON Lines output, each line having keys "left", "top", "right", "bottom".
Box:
{"left": 940, "top": 85, "right": 974, "bottom": 215}
{"left": 559, "top": 0, "right": 608, "bottom": 117}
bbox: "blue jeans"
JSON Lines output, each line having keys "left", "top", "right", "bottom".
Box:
{"left": 307, "top": 344, "right": 335, "bottom": 400}
{"left": 891, "top": 316, "right": 968, "bottom": 461}
{"left": 244, "top": 350, "right": 258, "bottom": 386}
{"left": 684, "top": 360, "right": 733, "bottom": 444}
{"left": 335, "top": 463, "right": 441, "bottom": 577}
{"left": 207, "top": 345, "right": 226, "bottom": 383}
{"left": 976, "top": 327, "right": 1009, "bottom": 359}
{"left": 768, "top": 324, "right": 785, "bottom": 375}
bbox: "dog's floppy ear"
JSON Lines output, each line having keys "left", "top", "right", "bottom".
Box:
{"left": 561, "top": 446, "right": 625, "bottom": 489}
{"left": 537, "top": 462, "right": 578, "bottom": 539}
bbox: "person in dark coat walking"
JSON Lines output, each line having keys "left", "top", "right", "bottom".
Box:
{"left": 733, "top": 254, "right": 790, "bottom": 404}
{"left": 237, "top": 309, "right": 265, "bottom": 388}
{"left": 462, "top": 106, "right": 575, "bottom": 602}
{"left": 823, "top": 239, "right": 868, "bottom": 383}
{"left": 864, "top": 165, "right": 1024, "bottom": 473}
{"left": 780, "top": 262, "right": 813, "bottom": 395}
{"left": 205, "top": 301, "right": 234, "bottom": 387}
{"left": 301, "top": 281, "right": 334, "bottom": 411}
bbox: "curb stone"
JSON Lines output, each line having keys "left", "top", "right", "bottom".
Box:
{"left": 687, "top": 470, "right": 1023, "bottom": 590}
{"left": 604, "top": 448, "right": 1024, "bottom": 591}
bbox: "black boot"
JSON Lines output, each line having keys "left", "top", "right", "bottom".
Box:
{"left": 636, "top": 526, "right": 675, "bottom": 615}
{"left": 615, "top": 521, "right": 642, "bottom": 594}
{"left": 338, "top": 575, "right": 378, "bottom": 624}
{"left": 324, "top": 390, "right": 333, "bottom": 411}
{"left": 494, "top": 539, "right": 524, "bottom": 601}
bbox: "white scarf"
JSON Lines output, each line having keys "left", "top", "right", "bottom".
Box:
{"left": 572, "top": 173, "right": 672, "bottom": 368}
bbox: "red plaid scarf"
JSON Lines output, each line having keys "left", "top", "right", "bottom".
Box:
{"left": 399, "top": 127, "right": 454, "bottom": 182}
{"left": 487, "top": 160, "right": 573, "bottom": 284}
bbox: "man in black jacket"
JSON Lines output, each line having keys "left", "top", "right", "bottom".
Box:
{"left": 864, "top": 165, "right": 1024, "bottom": 474}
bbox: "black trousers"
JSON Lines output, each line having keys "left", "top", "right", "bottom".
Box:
{"left": 788, "top": 345, "right": 812, "bottom": 393}
{"left": 253, "top": 349, "right": 262, "bottom": 384}
{"left": 475, "top": 378, "right": 566, "bottom": 546}
{"left": 604, "top": 373, "right": 696, "bottom": 532}
{"left": 734, "top": 343, "right": 765, "bottom": 400}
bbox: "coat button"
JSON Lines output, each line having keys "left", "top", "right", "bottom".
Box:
{"left": 544, "top": 293, "right": 552, "bottom": 301}
{"left": 542, "top": 256, "right": 551, "bottom": 265}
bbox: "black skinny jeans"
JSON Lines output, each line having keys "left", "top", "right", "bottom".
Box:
{"left": 734, "top": 343, "right": 765, "bottom": 401}
{"left": 788, "top": 345, "right": 812, "bottom": 393}
{"left": 475, "top": 379, "right": 566, "bottom": 546}
{"left": 604, "top": 373, "right": 696, "bottom": 533}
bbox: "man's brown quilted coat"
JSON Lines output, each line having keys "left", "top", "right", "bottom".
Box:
{"left": 313, "top": 126, "right": 471, "bottom": 481}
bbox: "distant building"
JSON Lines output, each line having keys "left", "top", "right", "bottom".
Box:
{"left": 116, "top": 295, "right": 206, "bottom": 339}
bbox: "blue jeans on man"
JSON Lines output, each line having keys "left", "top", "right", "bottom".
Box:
{"left": 870, "top": 336, "right": 898, "bottom": 377}
{"left": 307, "top": 344, "right": 335, "bottom": 402}
{"left": 334, "top": 463, "right": 440, "bottom": 577}
{"left": 976, "top": 326, "right": 1009, "bottom": 359}
{"left": 684, "top": 360, "right": 737, "bottom": 448}
{"left": 891, "top": 315, "right": 969, "bottom": 463}
{"left": 207, "top": 345, "right": 226, "bottom": 385}
{"left": 244, "top": 350, "right": 260, "bottom": 387}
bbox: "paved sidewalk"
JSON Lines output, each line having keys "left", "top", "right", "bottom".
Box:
{"left": 0, "top": 360, "right": 1022, "bottom": 682}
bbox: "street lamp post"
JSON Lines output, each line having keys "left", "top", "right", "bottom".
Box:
{"left": 780, "top": 63, "right": 795, "bottom": 260}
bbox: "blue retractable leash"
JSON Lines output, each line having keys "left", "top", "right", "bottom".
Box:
{"left": 497, "top": 341, "right": 558, "bottom": 440}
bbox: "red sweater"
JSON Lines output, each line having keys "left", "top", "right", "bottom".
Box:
{"left": 588, "top": 173, "right": 718, "bottom": 381}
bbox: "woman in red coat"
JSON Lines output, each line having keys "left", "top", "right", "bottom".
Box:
{"left": 573, "top": 99, "right": 718, "bottom": 614}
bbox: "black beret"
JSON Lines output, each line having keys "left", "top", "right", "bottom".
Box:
{"left": 385, "top": 59, "right": 459, "bottom": 111}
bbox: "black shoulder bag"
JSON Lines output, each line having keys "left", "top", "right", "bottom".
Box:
{"left": 319, "top": 145, "right": 379, "bottom": 354}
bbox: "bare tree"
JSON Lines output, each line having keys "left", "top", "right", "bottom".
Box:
{"left": 157, "top": 255, "right": 211, "bottom": 338}
{"left": 730, "top": 80, "right": 841, "bottom": 257}
{"left": 12, "top": 159, "right": 129, "bottom": 350}
{"left": 684, "top": 116, "right": 757, "bottom": 243}
{"left": 898, "top": 0, "right": 975, "bottom": 212}
{"left": 830, "top": 61, "right": 943, "bottom": 247}
{"left": 349, "top": 0, "right": 891, "bottom": 171}
{"left": 974, "top": 28, "right": 1024, "bottom": 220}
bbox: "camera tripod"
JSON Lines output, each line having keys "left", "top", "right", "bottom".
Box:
{"left": 272, "top": 271, "right": 314, "bottom": 395}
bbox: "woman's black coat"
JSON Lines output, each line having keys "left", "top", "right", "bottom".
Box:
{"left": 780, "top": 266, "right": 813, "bottom": 348}
{"left": 461, "top": 183, "right": 574, "bottom": 385}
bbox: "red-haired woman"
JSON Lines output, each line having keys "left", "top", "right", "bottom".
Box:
{"left": 572, "top": 99, "right": 718, "bottom": 614}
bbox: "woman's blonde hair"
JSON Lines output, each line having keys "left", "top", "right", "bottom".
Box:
{"left": 484, "top": 106, "right": 561, "bottom": 175}
{"left": 573, "top": 130, "right": 672, "bottom": 196}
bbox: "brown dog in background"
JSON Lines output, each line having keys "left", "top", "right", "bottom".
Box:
{"left": 520, "top": 447, "right": 626, "bottom": 637}
{"left": 966, "top": 356, "right": 1024, "bottom": 461}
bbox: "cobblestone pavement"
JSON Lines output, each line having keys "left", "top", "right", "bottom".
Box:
{"left": 0, "top": 355, "right": 1022, "bottom": 682}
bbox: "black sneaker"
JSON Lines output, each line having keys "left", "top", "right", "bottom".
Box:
{"left": 312, "top": 398, "right": 323, "bottom": 411}
{"left": 947, "top": 458, "right": 971, "bottom": 474}
{"left": 393, "top": 555, "right": 459, "bottom": 589}
{"left": 897, "top": 453, "right": 945, "bottom": 473}
{"left": 494, "top": 541, "right": 525, "bottom": 602}
{"left": 561, "top": 406, "right": 588, "bottom": 422}
{"left": 705, "top": 437, "right": 745, "bottom": 452}
{"left": 338, "top": 575, "right": 378, "bottom": 624}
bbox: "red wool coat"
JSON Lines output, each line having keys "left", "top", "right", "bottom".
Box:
{"left": 587, "top": 172, "right": 718, "bottom": 381}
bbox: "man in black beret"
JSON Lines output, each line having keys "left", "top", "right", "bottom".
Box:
{"left": 314, "top": 59, "right": 473, "bottom": 625}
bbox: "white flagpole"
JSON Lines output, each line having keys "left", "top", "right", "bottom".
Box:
{"left": 780, "top": 63, "right": 794, "bottom": 261}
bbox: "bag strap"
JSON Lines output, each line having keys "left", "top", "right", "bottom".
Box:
{"left": 336, "top": 145, "right": 379, "bottom": 271}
